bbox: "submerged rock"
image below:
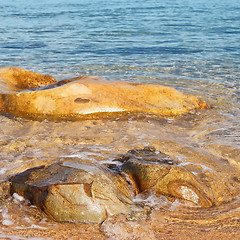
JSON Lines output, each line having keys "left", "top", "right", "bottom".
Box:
{"left": 116, "top": 147, "right": 214, "bottom": 208}
{"left": 10, "top": 163, "right": 133, "bottom": 223}
{"left": 122, "top": 160, "right": 213, "bottom": 207}
{"left": 0, "top": 67, "right": 209, "bottom": 120}
{"left": 1, "top": 147, "right": 222, "bottom": 223}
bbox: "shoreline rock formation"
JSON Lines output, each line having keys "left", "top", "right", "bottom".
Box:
{"left": 0, "top": 67, "right": 209, "bottom": 120}
{"left": 1, "top": 147, "right": 230, "bottom": 224}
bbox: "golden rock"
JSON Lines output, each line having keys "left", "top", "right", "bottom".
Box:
{"left": 0, "top": 67, "right": 209, "bottom": 120}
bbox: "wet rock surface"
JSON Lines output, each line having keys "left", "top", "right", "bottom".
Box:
{"left": 0, "top": 147, "right": 235, "bottom": 223}
{"left": 0, "top": 67, "right": 209, "bottom": 120}
{"left": 10, "top": 162, "right": 133, "bottom": 223}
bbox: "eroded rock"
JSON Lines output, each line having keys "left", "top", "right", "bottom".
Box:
{"left": 0, "top": 67, "right": 209, "bottom": 120}
{"left": 0, "top": 147, "right": 234, "bottom": 223}
{"left": 4, "top": 148, "right": 213, "bottom": 223}
{"left": 116, "top": 147, "right": 214, "bottom": 208}
{"left": 10, "top": 163, "right": 133, "bottom": 223}
{"left": 122, "top": 160, "right": 214, "bottom": 207}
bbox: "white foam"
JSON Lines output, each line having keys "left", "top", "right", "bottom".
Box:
{"left": 23, "top": 216, "right": 32, "bottom": 223}
{"left": 1, "top": 207, "right": 13, "bottom": 226}
{"left": 0, "top": 168, "right": 7, "bottom": 174}
{"left": 133, "top": 192, "right": 170, "bottom": 209}
{"left": 0, "top": 231, "right": 53, "bottom": 240}
{"left": 2, "top": 219, "right": 14, "bottom": 226}
{"left": 15, "top": 224, "right": 47, "bottom": 230}
{"left": 2, "top": 207, "right": 10, "bottom": 219}
{"left": 133, "top": 191, "right": 197, "bottom": 213}
{"left": 179, "top": 161, "right": 215, "bottom": 173}
{"left": 30, "top": 223, "right": 47, "bottom": 230}
{"left": 102, "top": 220, "right": 157, "bottom": 240}
{"left": 168, "top": 199, "right": 182, "bottom": 211}
{"left": 12, "top": 193, "right": 25, "bottom": 202}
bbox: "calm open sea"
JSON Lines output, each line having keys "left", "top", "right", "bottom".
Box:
{"left": 0, "top": 0, "right": 239, "bottom": 84}
{"left": 0, "top": 0, "right": 240, "bottom": 239}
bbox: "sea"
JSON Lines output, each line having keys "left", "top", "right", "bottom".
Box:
{"left": 0, "top": 0, "right": 240, "bottom": 239}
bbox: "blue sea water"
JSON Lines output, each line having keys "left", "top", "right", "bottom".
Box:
{"left": 0, "top": 0, "right": 239, "bottom": 86}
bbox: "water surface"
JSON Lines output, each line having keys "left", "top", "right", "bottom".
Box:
{"left": 0, "top": 0, "right": 240, "bottom": 239}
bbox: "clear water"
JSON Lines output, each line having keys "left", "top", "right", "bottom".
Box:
{"left": 0, "top": 0, "right": 240, "bottom": 239}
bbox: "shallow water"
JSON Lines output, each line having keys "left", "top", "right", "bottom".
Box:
{"left": 0, "top": 0, "right": 240, "bottom": 239}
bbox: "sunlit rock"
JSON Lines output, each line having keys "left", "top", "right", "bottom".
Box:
{"left": 0, "top": 66, "right": 56, "bottom": 92}
{"left": 0, "top": 67, "right": 209, "bottom": 120}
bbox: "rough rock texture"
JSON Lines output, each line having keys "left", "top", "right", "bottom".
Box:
{"left": 0, "top": 66, "right": 56, "bottom": 92}
{"left": 0, "top": 67, "right": 209, "bottom": 120}
{"left": 10, "top": 162, "right": 133, "bottom": 223}
{"left": 122, "top": 161, "right": 214, "bottom": 207}
{"left": 2, "top": 147, "right": 222, "bottom": 223}
{"left": 116, "top": 147, "right": 214, "bottom": 207}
